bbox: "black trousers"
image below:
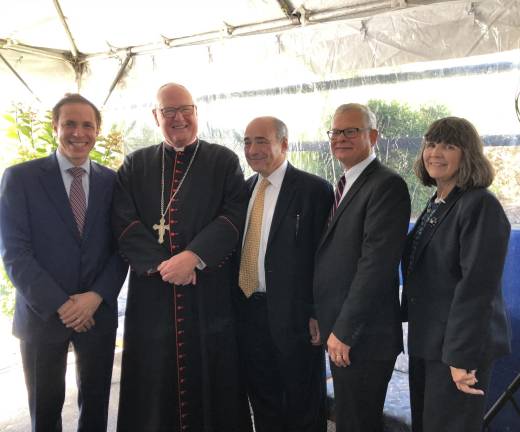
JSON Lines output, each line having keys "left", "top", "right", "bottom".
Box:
{"left": 329, "top": 355, "right": 395, "bottom": 432}
{"left": 409, "top": 356, "right": 493, "bottom": 432}
{"left": 237, "top": 293, "right": 327, "bottom": 432}
{"left": 20, "top": 328, "right": 116, "bottom": 432}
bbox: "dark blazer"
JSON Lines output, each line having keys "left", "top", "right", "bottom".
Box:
{"left": 0, "top": 153, "right": 127, "bottom": 343}
{"left": 242, "top": 163, "right": 333, "bottom": 350}
{"left": 402, "top": 187, "right": 511, "bottom": 370}
{"left": 313, "top": 159, "right": 411, "bottom": 361}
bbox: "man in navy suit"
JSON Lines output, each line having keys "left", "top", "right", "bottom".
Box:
{"left": 313, "top": 104, "right": 410, "bottom": 432}
{"left": 0, "top": 93, "right": 127, "bottom": 431}
{"left": 236, "top": 116, "right": 333, "bottom": 432}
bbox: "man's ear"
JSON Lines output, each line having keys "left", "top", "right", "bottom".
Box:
{"left": 281, "top": 137, "right": 289, "bottom": 154}
{"left": 152, "top": 109, "right": 160, "bottom": 127}
{"left": 369, "top": 129, "right": 378, "bottom": 146}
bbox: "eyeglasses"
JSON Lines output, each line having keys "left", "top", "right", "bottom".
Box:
{"left": 327, "top": 128, "right": 370, "bottom": 139}
{"left": 159, "top": 105, "right": 196, "bottom": 118}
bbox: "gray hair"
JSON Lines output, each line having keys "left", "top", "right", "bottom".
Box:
{"left": 271, "top": 117, "right": 288, "bottom": 141}
{"left": 333, "top": 103, "right": 377, "bottom": 129}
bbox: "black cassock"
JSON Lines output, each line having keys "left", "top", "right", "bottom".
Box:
{"left": 113, "top": 141, "right": 251, "bottom": 432}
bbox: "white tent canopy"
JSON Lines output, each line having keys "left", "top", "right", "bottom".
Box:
{"left": 1, "top": 0, "right": 519, "bottom": 108}
{"left": 1, "top": 0, "right": 519, "bottom": 222}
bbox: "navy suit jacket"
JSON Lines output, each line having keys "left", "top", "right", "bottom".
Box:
{"left": 0, "top": 153, "right": 127, "bottom": 343}
{"left": 402, "top": 187, "right": 511, "bottom": 369}
{"left": 313, "top": 159, "right": 411, "bottom": 361}
{"left": 239, "top": 163, "right": 333, "bottom": 351}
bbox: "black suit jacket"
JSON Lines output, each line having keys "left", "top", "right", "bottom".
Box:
{"left": 313, "top": 159, "right": 411, "bottom": 361}
{"left": 0, "top": 153, "right": 127, "bottom": 343}
{"left": 402, "top": 187, "right": 511, "bottom": 370}
{"left": 239, "top": 163, "right": 333, "bottom": 351}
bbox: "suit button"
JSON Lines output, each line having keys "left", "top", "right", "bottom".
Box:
{"left": 409, "top": 298, "right": 416, "bottom": 304}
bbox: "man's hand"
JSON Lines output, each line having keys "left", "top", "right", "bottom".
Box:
{"left": 158, "top": 250, "right": 199, "bottom": 285}
{"left": 327, "top": 332, "right": 351, "bottom": 367}
{"left": 309, "top": 318, "right": 321, "bottom": 346}
{"left": 450, "top": 366, "right": 484, "bottom": 395}
{"left": 58, "top": 292, "right": 102, "bottom": 331}
{"left": 71, "top": 317, "right": 96, "bottom": 333}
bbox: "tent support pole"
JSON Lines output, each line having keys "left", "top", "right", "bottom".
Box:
{"left": 102, "top": 53, "right": 132, "bottom": 108}
{"left": 52, "top": 0, "right": 79, "bottom": 60}
{"left": 0, "top": 53, "right": 41, "bottom": 102}
{"left": 275, "top": 0, "right": 296, "bottom": 18}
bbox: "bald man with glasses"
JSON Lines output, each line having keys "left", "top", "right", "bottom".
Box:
{"left": 113, "top": 83, "right": 250, "bottom": 432}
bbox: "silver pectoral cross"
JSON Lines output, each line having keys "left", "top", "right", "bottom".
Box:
{"left": 153, "top": 217, "right": 170, "bottom": 244}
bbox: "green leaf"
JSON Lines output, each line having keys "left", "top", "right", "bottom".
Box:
{"left": 3, "top": 114, "right": 15, "bottom": 123}
{"left": 19, "top": 125, "right": 33, "bottom": 138}
{"left": 6, "top": 131, "right": 19, "bottom": 140}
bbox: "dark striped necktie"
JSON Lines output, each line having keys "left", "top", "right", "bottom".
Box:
{"left": 68, "top": 167, "right": 87, "bottom": 236}
{"left": 330, "top": 174, "right": 346, "bottom": 220}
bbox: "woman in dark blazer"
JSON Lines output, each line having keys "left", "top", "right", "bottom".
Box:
{"left": 402, "top": 117, "right": 511, "bottom": 432}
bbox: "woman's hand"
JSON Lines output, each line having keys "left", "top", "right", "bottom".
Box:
{"left": 450, "top": 366, "right": 484, "bottom": 395}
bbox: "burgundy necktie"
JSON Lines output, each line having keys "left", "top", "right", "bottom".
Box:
{"left": 330, "top": 174, "right": 346, "bottom": 220}
{"left": 68, "top": 167, "right": 87, "bottom": 235}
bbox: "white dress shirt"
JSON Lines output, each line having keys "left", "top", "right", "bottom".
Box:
{"left": 338, "top": 153, "right": 376, "bottom": 205}
{"left": 243, "top": 159, "right": 288, "bottom": 293}
{"left": 56, "top": 149, "right": 91, "bottom": 205}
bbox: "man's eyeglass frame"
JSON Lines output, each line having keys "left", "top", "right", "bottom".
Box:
{"left": 159, "top": 105, "right": 196, "bottom": 118}
{"left": 327, "top": 127, "right": 371, "bottom": 139}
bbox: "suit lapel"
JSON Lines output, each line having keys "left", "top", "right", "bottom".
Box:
{"left": 247, "top": 175, "right": 257, "bottom": 197}
{"left": 266, "top": 163, "right": 297, "bottom": 249}
{"left": 39, "top": 153, "right": 81, "bottom": 241}
{"left": 318, "top": 159, "right": 379, "bottom": 250}
{"left": 410, "top": 188, "right": 464, "bottom": 270}
{"left": 237, "top": 175, "right": 258, "bottom": 256}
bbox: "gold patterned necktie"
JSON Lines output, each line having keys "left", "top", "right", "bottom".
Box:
{"left": 239, "top": 177, "right": 270, "bottom": 297}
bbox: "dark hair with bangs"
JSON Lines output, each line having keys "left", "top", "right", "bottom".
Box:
{"left": 52, "top": 93, "right": 101, "bottom": 129}
{"left": 414, "top": 116, "right": 494, "bottom": 189}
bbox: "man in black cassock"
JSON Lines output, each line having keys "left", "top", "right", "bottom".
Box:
{"left": 113, "top": 83, "right": 251, "bottom": 432}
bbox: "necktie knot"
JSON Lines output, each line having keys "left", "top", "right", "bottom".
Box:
{"left": 258, "top": 177, "right": 270, "bottom": 192}
{"left": 68, "top": 167, "right": 85, "bottom": 179}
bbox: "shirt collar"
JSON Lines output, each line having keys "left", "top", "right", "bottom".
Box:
{"left": 259, "top": 159, "right": 288, "bottom": 190}
{"left": 163, "top": 138, "right": 199, "bottom": 154}
{"left": 343, "top": 153, "right": 376, "bottom": 180}
{"left": 56, "top": 149, "right": 91, "bottom": 175}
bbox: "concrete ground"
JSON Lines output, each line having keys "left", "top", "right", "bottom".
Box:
{"left": 0, "top": 311, "right": 116, "bottom": 431}
{"left": 0, "top": 317, "right": 336, "bottom": 431}
{"left": 0, "top": 330, "right": 121, "bottom": 431}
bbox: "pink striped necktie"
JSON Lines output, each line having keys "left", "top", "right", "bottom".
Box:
{"left": 68, "top": 167, "right": 87, "bottom": 236}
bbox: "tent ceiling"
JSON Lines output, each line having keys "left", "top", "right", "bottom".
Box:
{"left": 1, "top": 0, "right": 519, "bottom": 108}
{"left": 1, "top": 0, "right": 450, "bottom": 61}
